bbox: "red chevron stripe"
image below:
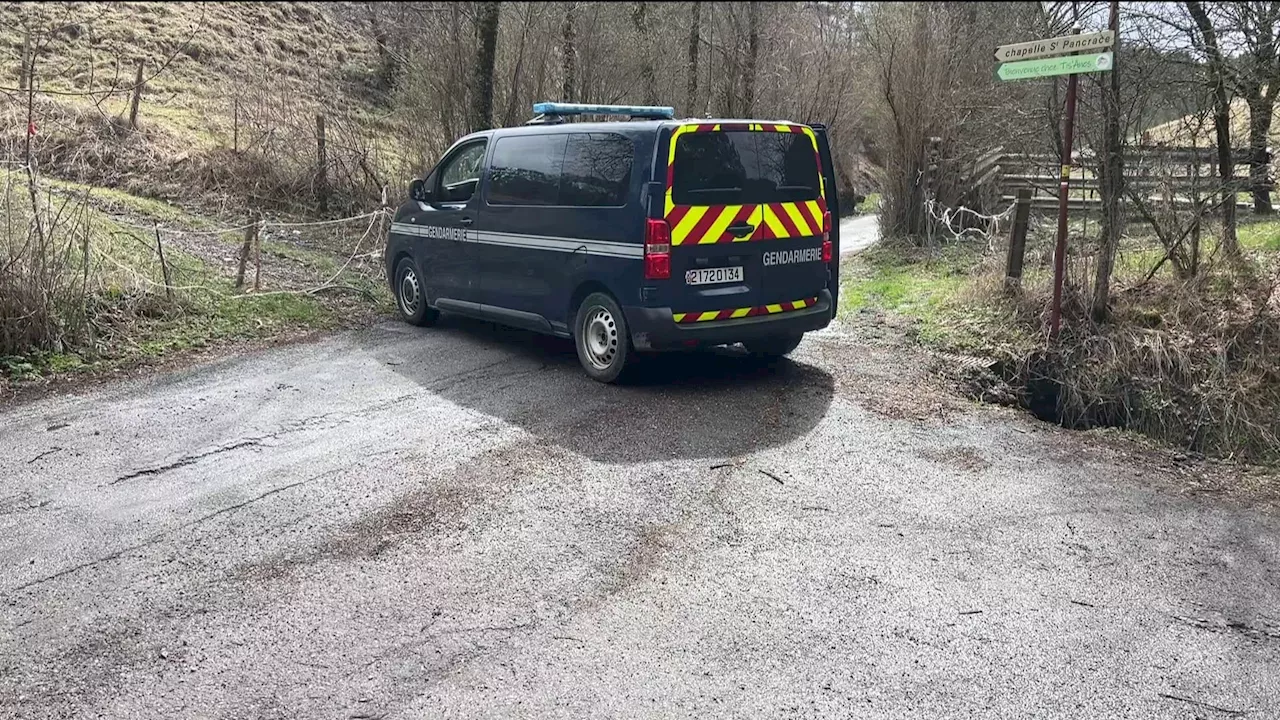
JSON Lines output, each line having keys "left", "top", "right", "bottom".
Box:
{"left": 717, "top": 205, "right": 755, "bottom": 242}
{"left": 716, "top": 308, "right": 735, "bottom": 320}
{"left": 666, "top": 204, "right": 690, "bottom": 228}
{"left": 797, "top": 202, "right": 822, "bottom": 237}
{"left": 754, "top": 213, "right": 773, "bottom": 240}
{"left": 772, "top": 203, "right": 801, "bottom": 238}
{"left": 683, "top": 204, "right": 723, "bottom": 245}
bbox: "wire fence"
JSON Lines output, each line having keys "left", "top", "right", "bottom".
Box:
{"left": 83, "top": 206, "right": 392, "bottom": 300}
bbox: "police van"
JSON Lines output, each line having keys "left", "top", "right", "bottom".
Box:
{"left": 385, "top": 102, "right": 842, "bottom": 383}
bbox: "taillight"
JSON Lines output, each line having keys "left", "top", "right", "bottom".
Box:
{"left": 645, "top": 218, "right": 671, "bottom": 280}
{"left": 821, "top": 210, "right": 832, "bottom": 263}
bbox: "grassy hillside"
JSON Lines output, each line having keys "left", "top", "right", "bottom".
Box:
{"left": 1, "top": 3, "right": 400, "bottom": 393}
{"left": 0, "top": 2, "right": 407, "bottom": 212}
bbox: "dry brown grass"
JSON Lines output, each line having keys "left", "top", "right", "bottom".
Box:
{"left": 981, "top": 253, "right": 1280, "bottom": 464}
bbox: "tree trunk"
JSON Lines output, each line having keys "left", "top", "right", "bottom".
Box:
{"left": 631, "top": 3, "right": 657, "bottom": 105}
{"left": 687, "top": 2, "right": 700, "bottom": 116}
{"left": 1093, "top": 0, "right": 1123, "bottom": 321}
{"left": 561, "top": 3, "right": 576, "bottom": 102}
{"left": 1246, "top": 92, "right": 1275, "bottom": 214}
{"left": 1187, "top": 1, "right": 1239, "bottom": 258}
{"left": 743, "top": 2, "right": 760, "bottom": 117}
{"left": 502, "top": 4, "right": 534, "bottom": 127}
{"left": 469, "top": 1, "right": 500, "bottom": 133}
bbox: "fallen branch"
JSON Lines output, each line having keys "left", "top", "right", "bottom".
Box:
{"left": 758, "top": 469, "right": 784, "bottom": 485}
{"left": 1157, "top": 692, "right": 1248, "bottom": 716}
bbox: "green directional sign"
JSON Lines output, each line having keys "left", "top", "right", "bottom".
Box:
{"left": 997, "top": 51, "right": 1113, "bottom": 81}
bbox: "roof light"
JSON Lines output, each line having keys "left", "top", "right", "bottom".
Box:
{"left": 531, "top": 102, "right": 675, "bottom": 120}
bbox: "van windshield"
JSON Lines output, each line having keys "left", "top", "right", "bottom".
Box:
{"left": 671, "top": 130, "right": 820, "bottom": 206}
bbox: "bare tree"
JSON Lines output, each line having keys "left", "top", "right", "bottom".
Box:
{"left": 687, "top": 2, "right": 700, "bottom": 115}
{"left": 561, "top": 2, "right": 576, "bottom": 102}
{"left": 1186, "top": 0, "right": 1240, "bottom": 258}
{"left": 470, "top": 1, "right": 501, "bottom": 132}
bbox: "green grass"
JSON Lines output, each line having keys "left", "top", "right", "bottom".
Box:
{"left": 839, "top": 243, "right": 1039, "bottom": 357}
{"left": 1239, "top": 218, "right": 1280, "bottom": 252}
{"left": 1, "top": 180, "right": 360, "bottom": 383}
{"left": 855, "top": 192, "right": 881, "bottom": 215}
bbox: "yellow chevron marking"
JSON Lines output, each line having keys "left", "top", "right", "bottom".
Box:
{"left": 699, "top": 205, "right": 741, "bottom": 244}
{"left": 783, "top": 202, "right": 813, "bottom": 236}
{"left": 731, "top": 307, "right": 751, "bottom": 318}
{"left": 794, "top": 299, "right": 809, "bottom": 309}
{"left": 800, "top": 127, "right": 826, "bottom": 198}
{"left": 672, "top": 205, "right": 708, "bottom": 245}
{"left": 673, "top": 313, "right": 687, "bottom": 322}
{"left": 805, "top": 200, "right": 824, "bottom": 230}
{"left": 766, "top": 304, "right": 783, "bottom": 314}
{"left": 697, "top": 311, "right": 720, "bottom": 322}
{"left": 761, "top": 205, "right": 789, "bottom": 238}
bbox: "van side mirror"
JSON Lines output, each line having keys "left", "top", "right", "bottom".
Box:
{"left": 409, "top": 178, "right": 429, "bottom": 203}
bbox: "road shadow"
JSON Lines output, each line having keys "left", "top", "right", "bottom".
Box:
{"left": 358, "top": 315, "right": 835, "bottom": 464}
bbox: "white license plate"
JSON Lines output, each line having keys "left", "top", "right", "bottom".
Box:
{"left": 685, "top": 266, "right": 743, "bottom": 285}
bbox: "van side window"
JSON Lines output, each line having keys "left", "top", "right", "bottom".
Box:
{"left": 488, "top": 135, "right": 568, "bottom": 206}
{"left": 438, "top": 141, "right": 487, "bottom": 203}
{"left": 560, "top": 133, "right": 633, "bottom": 207}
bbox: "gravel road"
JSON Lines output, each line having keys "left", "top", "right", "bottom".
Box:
{"left": 2, "top": 313, "right": 1278, "bottom": 719}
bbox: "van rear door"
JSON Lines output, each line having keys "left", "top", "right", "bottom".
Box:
{"left": 664, "top": 123, "right": 828, "bottom": 321}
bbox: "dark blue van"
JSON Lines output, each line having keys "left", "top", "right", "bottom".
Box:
{"left": 384, "top": 103, "right": 841, "bottom": 383}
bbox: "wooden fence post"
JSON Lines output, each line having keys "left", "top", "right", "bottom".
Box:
{"left": 1005, "top": 188, "right": 1032, "bottom": 292}
{"left": 315, "top": 113, "right": 329, "bottom": 213}
{"left": 128, "top": 59, "right": 144, "bottom": 129}
{"left": 235, "top": 212, "right": 254, "bottom": 290}
{"left": 153, "top": 222, "right": 173, "bottom": 301}
{"left": 253, "top": 213, "right": 263, "bottom": 292}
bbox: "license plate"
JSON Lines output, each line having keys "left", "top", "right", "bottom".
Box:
{"left": 685, "top": 266, "right": 743, "bottom": 285}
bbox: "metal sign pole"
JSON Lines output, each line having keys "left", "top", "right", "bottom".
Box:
{"left": 1049, "top": 25, "right": 1083, "bottom": 340}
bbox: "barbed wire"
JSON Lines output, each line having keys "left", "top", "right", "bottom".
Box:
{"left": 925, "top": 197, "right": 1017, "bottom": 250}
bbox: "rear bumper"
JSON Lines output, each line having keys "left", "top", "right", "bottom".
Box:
{"left": 624, "top": 290, "right": 833, "bottom": 350}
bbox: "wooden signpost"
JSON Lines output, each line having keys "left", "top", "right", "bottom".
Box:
{"left": 996, "top": 28, "right": 1115, "bottom": 340}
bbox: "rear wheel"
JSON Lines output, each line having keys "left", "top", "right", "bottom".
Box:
{"left": 574, "top": 292, "right": 633, "bottom": 383}
{"left": 395, "top": 257, "right": 439, "bottom": 327}
{"left": 743, "top": 334, "right": 803, "bottom": 358}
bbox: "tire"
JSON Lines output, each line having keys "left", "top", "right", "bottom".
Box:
{"left": 394, "top": 257, "right": 439, "bottom": 327}
{"left": 574, "top": 292, "right": 633, "bottom": 383}
{"left": 743, "top": 334, "right": 803, "bottom": 358}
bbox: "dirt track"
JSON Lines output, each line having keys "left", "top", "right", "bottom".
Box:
{"left": 2, "top": 312, "right": 1278, "bottom": 719}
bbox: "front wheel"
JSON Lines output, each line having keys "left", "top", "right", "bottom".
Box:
{"left": 395, "top": 257, "right": 439, "bottom": 327}
{"left": 743, "top": 334, "right": 803, "bottom": 358}
{"left": 574, "top": 292, "right": 633, "bottom": 383}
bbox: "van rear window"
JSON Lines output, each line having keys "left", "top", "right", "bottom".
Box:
{"left": 671, "top": 131, "right": 820, "bottom": 206}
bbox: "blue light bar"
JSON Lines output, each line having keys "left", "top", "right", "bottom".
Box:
{"left": 532, "top": 102, "right": 675, "bottom": 119}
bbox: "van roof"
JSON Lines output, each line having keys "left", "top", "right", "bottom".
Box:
{"left": 459, "top": 118, "right": 812, "bottom": 143}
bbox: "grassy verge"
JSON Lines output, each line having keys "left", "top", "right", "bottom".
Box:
{"left": 842, "top": 223, "right": 1280, "bottom": 465}
{"left": 1, "top": 179, "right": 391, "bottom": 391}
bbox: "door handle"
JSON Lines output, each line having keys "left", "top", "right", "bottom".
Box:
{"left": 727, "top": 223, "right": 755, "bottom": 237}
{"left": 459, "top": 216, "right": 474, "bottom": 226}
